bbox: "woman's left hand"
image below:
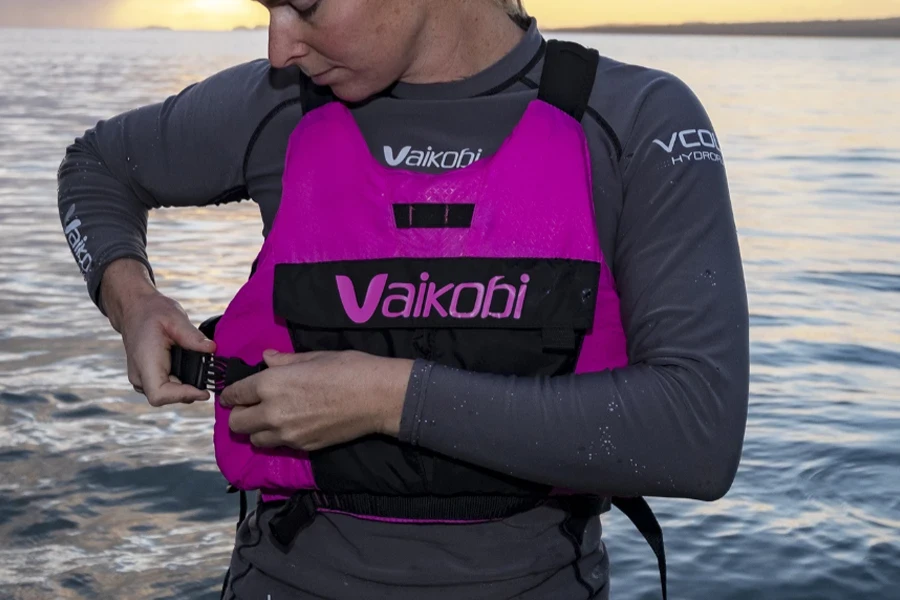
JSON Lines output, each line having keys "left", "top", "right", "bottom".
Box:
{"left": 219, "top": 349, "right": 414, "bottom": 451}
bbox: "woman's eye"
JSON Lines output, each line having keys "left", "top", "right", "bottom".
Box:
{"left": 291, "top": 0, "right": 321, "bottom": 20}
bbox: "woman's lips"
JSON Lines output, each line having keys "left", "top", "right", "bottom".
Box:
{"left": 311, "top": 68, "right": 338, "bottom": 85}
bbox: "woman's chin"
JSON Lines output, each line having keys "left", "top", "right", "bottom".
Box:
{"left": 327, "top": 76, "right": 395, "bottom": 104}
{"left": 330, "top": 84, "right": 369, "bottom": 104}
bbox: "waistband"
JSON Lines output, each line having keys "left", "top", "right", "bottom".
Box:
{"left": 263, "top": 490, "right": 604, "bottom": 550}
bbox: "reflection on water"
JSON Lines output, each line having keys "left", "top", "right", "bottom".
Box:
{"left": 1, "top": 28, "right": 899, "bottom": 599}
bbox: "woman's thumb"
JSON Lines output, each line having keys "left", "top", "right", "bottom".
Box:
{"left": 167, "top": 316, "right": 216, "bottom": 353}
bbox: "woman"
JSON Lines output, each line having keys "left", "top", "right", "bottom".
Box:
{"left": 56, "top": 1, "right": 749, "bottom": 598}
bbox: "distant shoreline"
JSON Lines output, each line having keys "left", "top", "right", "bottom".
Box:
{"left": 2, "top": 18, "right": 898, "bottom": 38}
{"left": 550, "top": 17, "right": 900, "bottom": 39}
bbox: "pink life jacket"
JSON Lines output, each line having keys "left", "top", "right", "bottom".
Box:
{"left": 171, "top": 40, "right": 664, "bottom": 599}
{"left": 212, "top": 44, "right": 625, "bottom": 500}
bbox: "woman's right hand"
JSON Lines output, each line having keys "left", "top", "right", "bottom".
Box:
{"left": 102, "top": 259, "right": 216, "bottom": 407}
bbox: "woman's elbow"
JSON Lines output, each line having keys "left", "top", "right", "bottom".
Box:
{"left": 687, "top": 372, "right": 748, "bottom": 501}
{"left": 693, "top": 461, "right": 739, "bottom": 501}
{"left": 687, "top": 427, "right": 745, "bottom": 502}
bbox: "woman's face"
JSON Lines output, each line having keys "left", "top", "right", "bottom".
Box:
{"left": 259, "top": 0, "right": 428, "bottom": 102}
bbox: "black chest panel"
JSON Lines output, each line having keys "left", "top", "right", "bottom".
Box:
{"left": 274, "top": 256, "right": 599, "bottom": 494}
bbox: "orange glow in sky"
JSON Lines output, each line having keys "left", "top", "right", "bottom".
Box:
{"left": 103, "top": 0, "right": 900, "bottom": 30}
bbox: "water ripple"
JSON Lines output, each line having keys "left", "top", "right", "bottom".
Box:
{"left": 798, "top": 270, "right": 900, "bottom": 293}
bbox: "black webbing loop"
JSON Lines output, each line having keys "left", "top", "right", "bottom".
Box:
{"left": 612, "top": 496, "right": 667, "bottom": 599}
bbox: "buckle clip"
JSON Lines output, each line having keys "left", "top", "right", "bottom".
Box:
{"left": 169, "top": 315, "right": 222, "bottom": 391}
{"left": 170, "top": 345, "right": 215, "bottom": 390}
{"left": 170, "top": 348, "right": 268, "bottom": 393}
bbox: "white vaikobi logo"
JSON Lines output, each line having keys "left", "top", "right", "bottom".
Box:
{"left": 384, "top": 145, "right": 483, "bottom": 170}
{"left": 63, "top": 204, "right": 94, "bottom": 275}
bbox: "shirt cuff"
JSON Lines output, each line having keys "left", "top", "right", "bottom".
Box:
{"left": 398, "top": 359, "right": 435, "bottom": 445}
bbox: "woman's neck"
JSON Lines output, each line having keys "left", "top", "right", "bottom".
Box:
{"left": 401, "top": 2, "right": 526, "bottom": 85}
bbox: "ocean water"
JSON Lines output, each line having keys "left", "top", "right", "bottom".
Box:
{"left": 1, "top": 27, "right": 899, "bottom": 599}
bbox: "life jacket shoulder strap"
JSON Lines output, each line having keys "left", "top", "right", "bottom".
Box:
{"left": 537, "top": 39, "right": 600, "bottom": 121}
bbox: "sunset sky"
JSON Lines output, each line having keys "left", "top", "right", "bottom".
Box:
{"left": 0, "top": 0, "right": 898, "bottom": 30}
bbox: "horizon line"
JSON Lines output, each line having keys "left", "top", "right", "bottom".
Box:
{"left": 1, "top": 15, "right": 898, "bottom": 33}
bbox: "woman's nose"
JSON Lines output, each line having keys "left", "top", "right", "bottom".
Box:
{"left": 267, "top": 10, "right": 311, "bottom": 69}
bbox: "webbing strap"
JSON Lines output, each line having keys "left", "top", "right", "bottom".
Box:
{"left": 612, "top": 496, "right": 667, "bottom": 599}
{"left": 538, "top": 40, "right": 600, "bottom": 121}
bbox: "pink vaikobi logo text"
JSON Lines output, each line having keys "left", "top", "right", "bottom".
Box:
{"left": 336, "top": 272, "right": 531, "bottom": 324}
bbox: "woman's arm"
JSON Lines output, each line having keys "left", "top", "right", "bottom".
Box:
{"left": 398, "top": 73, "right": 749, "bottom": 501}
{"left": 56, "top": 59, "right": 292, "bottom": 312}
{"left": 57, "top": 59, "right": 303, "bottom": 405}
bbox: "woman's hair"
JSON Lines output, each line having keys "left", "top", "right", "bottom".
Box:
{"left": 496, "top": 0, "right": 530, "bottom": 27}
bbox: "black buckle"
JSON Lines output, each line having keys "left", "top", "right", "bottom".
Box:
{"left": 169, "top": 316, "right": 221, "bottom": 391}
{"left": 170, "top": 345, "right": 215, "bottom": 390}
{"left": 169, "top": 349, "right": 268, "bottom": 392}
{"left": 168, "top": 315, "right": 269, "bottom": 391}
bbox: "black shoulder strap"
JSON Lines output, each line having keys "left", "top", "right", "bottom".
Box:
{"left": 537, "top": 40, "right": 600, "bottom": 121}
{"left": 299, "top": 74, "right": 336, "bottom": 113}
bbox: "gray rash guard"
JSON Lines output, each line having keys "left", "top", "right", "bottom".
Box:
{"left": 57, "top": 19, "right": 749, "bottom": 600}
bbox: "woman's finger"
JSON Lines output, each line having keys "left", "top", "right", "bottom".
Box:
{"left": 229, "top": 404, "right": 270, "bottom": 435}
{"left": 148, "top": 380, "right": 210, "bottom": 406}
{"left": 170, "top": 375, "right": 196, "bottom": 404}
{"left": 164, "top": 312, "right": 216, "bottom": 354}
{"left": 250, "top": 430, "right": 283, "bottom": 449}
{"left": 219, "top": 377, "right": 264, "bottom": 408}
{"left": 142, "top": 354, "right": 209, "bottom": 406}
